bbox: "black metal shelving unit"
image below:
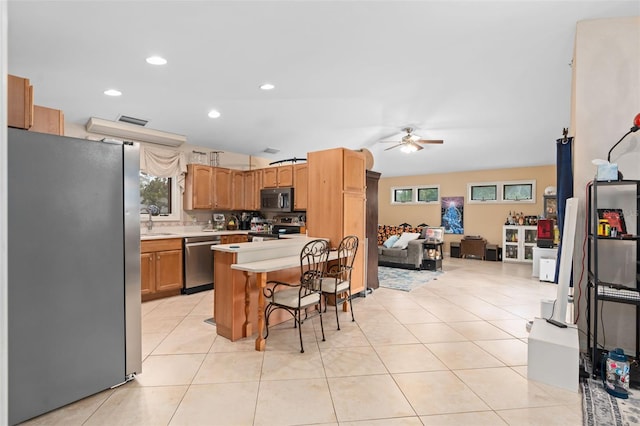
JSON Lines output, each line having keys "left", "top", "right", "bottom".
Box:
{"left": 586, "top": 179, "right": 640, "bottom": 383}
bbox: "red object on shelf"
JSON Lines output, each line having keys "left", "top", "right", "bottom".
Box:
{"left": 537, "top": 219, "right": 555, "bottom": 248}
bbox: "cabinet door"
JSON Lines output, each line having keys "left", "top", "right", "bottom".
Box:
{"left": 263, "top": 168, "right": 278, "bottom": 188}
{"left": 343, "top": 192, "right": 366, "bottom": 293}
{"left": 140, "top": 253, "right": 155, "bottom": 296}
{"left": 277, "top": 165, "right": 294, "bottom": 187}
{"left": 154, "top": 249, "right": 183, "bottom": 292}
{"left": 243, "top": 171, "right": 256, "bottom": 211}
{"left": 293, "top": 164, "right": 308, "bottom": 210}
{"left": 184, "top": 165, "right": 213, "bottom": 210}
{"left": 343, "top": 150, "right": 365, "bottom": 192}
{"left": 213, "top": 167, "right": 232, "bottom": 209}
{"left": 30, "top": 105, "right": 65, "bottom": 135}
{"left": 231, "top": 170, "right": 245, "bottom": 210}
{"left": 8, "top": 74, "right": 33, "bottom": 130}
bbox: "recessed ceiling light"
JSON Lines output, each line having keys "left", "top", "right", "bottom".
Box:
{"left": 104, "top": 89, "right": 122, "bottom": 97}
{"left": 208, "top": 110, "right": 221, "bottom": 119}
{"left": 146, "top": 56, "right": 167, "bottom": 65}
{"left": 260, "top": 83, "right": 275, "bottom": 90}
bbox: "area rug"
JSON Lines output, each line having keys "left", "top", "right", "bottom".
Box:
{"left": 378, "top": 266, "right": 443, "bottom": 292}
{"left": 582, "top": 378, "right": 640, "bottom": 425}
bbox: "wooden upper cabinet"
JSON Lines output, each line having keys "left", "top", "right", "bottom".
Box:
{"left": 262, "top": 165, "right": 293, "bottom": 188}
{"left": 184, "top": 164, "right": 213, "bottom": 210}
{"left": 293, "top": 163, "right": 308, "bottom": 211}
{"left": 277, "top": 165, "right": 294, "bottom": 187}
{"left": 243, "top": 170, "right": 262, "bottom": 211}
{"left": 8, "top": 74, "right": 34, "bottom": 130}
{"left": 30, "top": 105, "right": 65, "bottom": 136}
{"left": 231, "top": 170, "right": 245, "bottom": 210}
{"left": 343, "top": 149, "right": 366, "bottom": 192}
{"left": 213, "top": 167, "right": 232, "bottom": 209}
{"left": 262, "top": 167, "right": 278, "bottom": 188}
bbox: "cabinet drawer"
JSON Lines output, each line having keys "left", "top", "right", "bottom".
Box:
{"left": 141, "top": 238, "right": 182, "bottom": 253}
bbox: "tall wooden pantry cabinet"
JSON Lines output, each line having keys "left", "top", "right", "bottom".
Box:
{"left": 307, "top": 148, "right": 366, "bottom": 295}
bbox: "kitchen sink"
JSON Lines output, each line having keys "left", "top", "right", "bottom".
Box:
{"left": 143, "top": 232, "right": 175, "bottom": 236}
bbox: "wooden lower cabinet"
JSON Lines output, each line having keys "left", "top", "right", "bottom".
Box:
{"left": 221, "top": 234, "right": 249, "bottom": 244}
{"left": 141, "top": 238, "right": 183, "bottom": 301}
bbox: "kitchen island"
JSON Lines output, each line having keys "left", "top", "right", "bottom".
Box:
{"left": 211, "top": 237, "right": 327, "bottom": 350}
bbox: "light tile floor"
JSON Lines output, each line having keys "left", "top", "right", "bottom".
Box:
{"left": 23, "top": 257, "right": 583, "bottom": 425}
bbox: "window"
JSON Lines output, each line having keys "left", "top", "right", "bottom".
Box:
{"left": 392, "top": 188, "right": 413, "bottom": 203}
{"left": 502, "top": 180, "right": 535, "bottom": 202}
{"left": 417, "top": 187, "right": 439, "bottom": 203}
{"left": 140, "top": 171, "right": 181, "bottom": 221}
{"left": 468, "top": 180, "right": 536, "bottom": 204}
{"left": 391, "top": 185, "right": 439, "bottom": 205}
{"left": 468, "top": 183, "right": 498, "bottom": 203}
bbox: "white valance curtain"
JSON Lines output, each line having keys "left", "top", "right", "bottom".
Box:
{"left": 139, "top": 145, "right": 188, "bottom": 192}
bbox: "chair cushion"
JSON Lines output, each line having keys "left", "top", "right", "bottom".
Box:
{"left": 270, "top": 288, "right": 320, "bottom": 309}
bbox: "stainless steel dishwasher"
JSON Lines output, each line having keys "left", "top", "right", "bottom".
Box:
{"left": 183, "top": 235, "right": 220, "bottom": 294}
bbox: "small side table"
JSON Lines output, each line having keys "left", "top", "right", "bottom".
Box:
{"left": 422, "top": 241, "right": 443, "bottom": 271}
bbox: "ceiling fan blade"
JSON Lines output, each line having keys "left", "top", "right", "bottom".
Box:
{"left": 412, "top": 142, "right": 424, "bottom": 151}
{"left": 416, "top": 139, "right": 444, "bottom": 144}
{"left": 384, "top": 143, "right": 404, "bottom": 151}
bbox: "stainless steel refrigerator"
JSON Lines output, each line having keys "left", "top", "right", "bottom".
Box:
{"left": 7, "top": 128, "right": 141, "bottom": 425}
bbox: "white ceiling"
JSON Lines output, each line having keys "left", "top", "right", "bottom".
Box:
{"left": 7, "top": 1, "right": 639, "bottom": 177}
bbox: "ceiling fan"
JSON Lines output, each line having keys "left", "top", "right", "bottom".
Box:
{"left": 381, "top": 127, "right": 444, "bottom": 153}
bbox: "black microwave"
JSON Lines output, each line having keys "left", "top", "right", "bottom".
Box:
{"left": 260, "top": 188, "right": 294, "bottom": 212}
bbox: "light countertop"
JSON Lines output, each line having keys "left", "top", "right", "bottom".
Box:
{"left": 140, "top": 228, "right": 250, "bottom": 241}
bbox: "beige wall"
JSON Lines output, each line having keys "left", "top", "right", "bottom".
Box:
{"left": 378, "top": 165, "right": 556, "bottom": 249}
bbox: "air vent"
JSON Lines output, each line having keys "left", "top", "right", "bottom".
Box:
{"left": 263, "top": 147, "right": 280, "bottom": 154}
{"left": 117, "top": 115, "right": 148, "bottom": 127}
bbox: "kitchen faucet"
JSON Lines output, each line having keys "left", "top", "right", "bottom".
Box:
{"left": 140, "top": 205, "right": 159, "bottom": 231}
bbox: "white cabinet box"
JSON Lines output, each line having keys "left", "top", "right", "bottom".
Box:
{"left": 502, "top": 225, "right": 537, "bottom": 263}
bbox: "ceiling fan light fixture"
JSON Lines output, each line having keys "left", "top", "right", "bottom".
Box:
{"left": 401, "top": 144, "right": 418, "bottom": 153}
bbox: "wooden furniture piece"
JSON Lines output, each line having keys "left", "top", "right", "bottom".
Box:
{"left": 30, "top": 105, "right": 64, "bottom": 135}
{"left": 460, "top": 237, "right": 487, "bottom": 260}
{"left": 502, "top": 225, "right": 537, "bottom": 263}
{"left": 140, "top": 238, "right": 183, "bottom": 301}
{"left": 8, "top": 74, "right": 34, "bottom": 130}
{"left": 422, "top": 241, "right": 443, "bottom": 271}
{"left": 366, "top": 170, "right": 380, "bottom": 289}
{"left": 307, "top": 148, "right": 366, "bottom": 295}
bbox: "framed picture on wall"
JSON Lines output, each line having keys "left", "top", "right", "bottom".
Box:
{"left": 441, "top": 196, "right": 464, "bottom": 234}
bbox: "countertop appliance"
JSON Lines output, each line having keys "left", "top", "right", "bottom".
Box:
{"left": 260, "top": 187, "right": 294, "bottom": 212}
{"left": 7, "top": 129, "right": 141, "bottom": 425}
{"left": 183, "top": 235, "right": 220, "bottom": 294}
{"left": 213, "top": 213, "right": 226, "bottom": 231}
